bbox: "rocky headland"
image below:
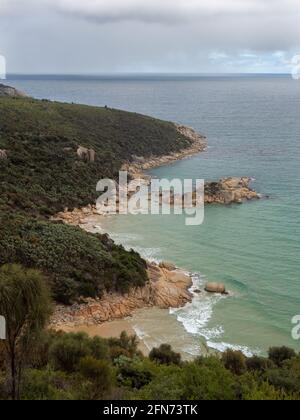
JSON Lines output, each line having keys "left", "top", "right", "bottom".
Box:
{"left": 49, "top": 122, "right": 261, "bottom": 331}
{"left": 121, "top": 124, "right": 207, "bottom": 179}
{"left": 0, "top": 83, "right": 28, "bottom": 98}
{"left": 53, "top": 176, "right": 260, "bottom": 226}
{"left": 50, "top": 262, "right": 192, "bottom": 329}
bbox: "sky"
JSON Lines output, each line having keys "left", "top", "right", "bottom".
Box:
{"left": 0, "top": 0, "right": 300, "bottom": 74}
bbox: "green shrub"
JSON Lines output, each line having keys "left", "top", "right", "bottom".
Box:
{"left": 246, "top": 356, "right": 274, "bottom": 373}
{"left": 268, "top": 347, "right": 296, "bottom": 367}
{"left": 239, "top": 373, "right": 296, "bottom": 401}
{"left": 149, "top": 344, "right": 181, "bottom": 366}
{"left": 116, "top": 356, "right": 155, "bottom": 389}
{"left": 108, "top": 332, "right": 141, "bottom": 360}
{"left": 222, "top": 350, "right": 247, "bottom": 376}
{"left": 79, "top": 356, "right": 114, "bottom": 399}
{"left": 180, "top": 358, "right": 237, "bottom": 400}
{"left": 265, "top": 357, "right": 300, "bottom": 394}
{"left": 135, "top": 365, "right": 184, "bottom": 400}
{"left": 49, "top": 333, "right": 93, "bottom": 372}
{"left": 0, "top": 216, "right": 148, "bottom": 304}
{"left": 21, "top": 369, "right": 74, "bottom": 400}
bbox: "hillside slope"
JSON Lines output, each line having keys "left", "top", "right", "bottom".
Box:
{"left": 0, "top": 94, "right": 199, "bottom": 304}
{"left": 0, "top": 97, "right": 192, "bottom": 216}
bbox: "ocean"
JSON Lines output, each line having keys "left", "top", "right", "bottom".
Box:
{"left": 7, "top": 74, "right": 300, "bottom": 356}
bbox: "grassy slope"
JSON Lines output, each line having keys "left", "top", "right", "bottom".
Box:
{"left": 0, "top": 97, "right": 191, "bottom": 303}
{"left": 0, "top": 97, "right": 191, "bottom": 216}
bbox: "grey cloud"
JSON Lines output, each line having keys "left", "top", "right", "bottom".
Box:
{"left": 0, "top": 0, "right": 300, "bottom": 74}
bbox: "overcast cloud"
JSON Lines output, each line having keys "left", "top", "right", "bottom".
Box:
{"left": 0, "top": 0, "right": 299, "bottom": 73}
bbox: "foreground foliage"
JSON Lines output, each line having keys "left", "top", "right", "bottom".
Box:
{"left": 0, "top": 265, "right": 52, "bottom": 399}
{"left": 0, "top": 270, "right": 298, "bottom": 401}
{"left": 1, "top": 327, "right": 299, "bottom": 400}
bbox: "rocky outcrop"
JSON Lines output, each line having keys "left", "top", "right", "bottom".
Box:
{"left": 53, "top": 177, "right": 260, "bottom": 225}
{"left": 205, "top": 282, "right": 227, "bottom": 294}
{"left": 159, "top": 261, "right": 176, "bottom": 271}
{"left": 0, "top": 83, "right": 27, "bottom": 98}
{"left": 204, "top": 177, "right": 260, "bottom": 204}
{"left": 0, "top": 150, "right": 7, "bottom": 160}
{"left": 50, "top": 263, "right": 192, "bottom": 328}
{"left": 77, "top": 146, "right": 96, "bottom": 162}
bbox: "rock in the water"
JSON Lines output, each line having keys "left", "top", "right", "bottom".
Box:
{"left": 0, "top": 83, "right": 27, "bottom": 98}
{"left": 204, "top": 177, "right": 259, "bottom": 204}
{"left": 205, "top": 282, "right": 227, "bottom": 294}
{"left": 159, "top": 261, "right": 176, "bottom": 271}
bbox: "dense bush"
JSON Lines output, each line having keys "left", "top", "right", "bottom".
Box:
{"left": 222, "top": 349, "right": 247, "bottom": 376}
{"left": 79, "top": 357, "right": 114, "bottom": 399}
{"left": 1, "top": 327, "right": 300, "bottom": 400}
{"left": 149, "top": 344, "right": 182, "bottom": 366}
{"left": 108, "top": 331, "right": 141, "bottom": 360}
{"left": 49, "top": 332, "right": 109, "bottom": 372}
{"left": 268, "top": 346, "right": 296, "bottom": 367}
{"left": 246, "top": 356, "right": 274, "bottom": 373}
{"left": 0, "top": 215, "right": 148, "bottom": 303}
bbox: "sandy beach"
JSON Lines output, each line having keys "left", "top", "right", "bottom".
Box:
{"left": 59, "top": 317, "right": 150, "bottom": 355}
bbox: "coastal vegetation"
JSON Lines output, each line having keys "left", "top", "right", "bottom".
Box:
{"left": 0, "top": 215, "right": 147, "bottom": 304}
{"left": 0, "top": 90, "right": 299, "bottom": 400}
{"left": 0, "top": 95, "right": 190, "bottom": 303}
{"left": 0, "top": 96, "right": 191, "bottom": 217}
{"left": 0, "top": 269, "right": 299, "bottom": 401}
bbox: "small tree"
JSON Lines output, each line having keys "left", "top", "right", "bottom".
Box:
{"left": 49, "top": 332, "right": 92, "bottom": 373}
{"left": 0, "top": 264, "right": 52, "bottom": 399}
{"left": 79, "top": 356, "right": 114, "bottom": 399}
{"left": 108, "top": 331, "right": 140, "bottom": 360}
{"left": 268, "top": 347, "right": 296, "bottom": 367}
{"left": 246, "top": 356, "right": 274, "bottom": 373}
{"left": 222, "top": 349, "right": 246, "bottom": 376}
{"left": 149, "top": 344, "right": 181, "bottom": 366}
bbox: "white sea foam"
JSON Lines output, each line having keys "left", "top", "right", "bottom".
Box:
{"left": 105, "top": 232, "right": 143, "bottom": 244}
{"left": 93, "top": 222, "right": 258, "bottom": 358}
{"left": 206, "top": 341, "right": 259, "bottom": 358}
{"left": 170, "top": 273, "right": 226, "bottom": 339}
{"left": 131, "top": 246, "right": 162, "bottom": 263}
{"left": 97, "top": 228, "right": 161, "bottom": 262}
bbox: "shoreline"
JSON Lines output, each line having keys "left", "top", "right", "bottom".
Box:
{"left": 121, "top": 124, "right": 207, "bottom": 179}
{"left": 50, "top": 123, "right": 259, "bottom": 354}
{"left": 50, "top": 261, "right": 193, "bottom": 330}
{"left": 50, "top": 123, "right": 206, "bottom": 350}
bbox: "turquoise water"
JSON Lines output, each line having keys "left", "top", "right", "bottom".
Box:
{"left": 8, "top": 75, "right": 300, "bottom": 354}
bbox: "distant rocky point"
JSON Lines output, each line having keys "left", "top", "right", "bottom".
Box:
{"left": 204, "top": 177, "right": 260, "bottom": 204}
{"left": 0, "top": 83, "right": 28, "bottom": 98}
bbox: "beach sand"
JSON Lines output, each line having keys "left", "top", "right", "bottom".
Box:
{"left": 58, "top": 318, "right": 150, "bottom": 355}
